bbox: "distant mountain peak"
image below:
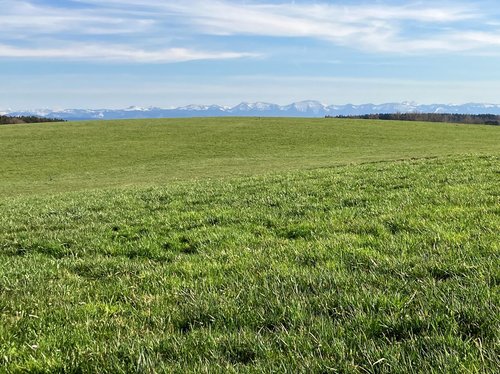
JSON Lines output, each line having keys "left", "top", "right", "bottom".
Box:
{"left": 124, "top": 106, "right": 154, "bottom": 111}
{"left": 4, "top": 101, "right": 500, "bottom": 120}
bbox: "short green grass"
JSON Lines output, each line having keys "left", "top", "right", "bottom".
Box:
{"left": 0, "top": 118, "right": 499, "bottom": 372}
{"left": 1, "top": 117, "right": 499, "bottom": 196}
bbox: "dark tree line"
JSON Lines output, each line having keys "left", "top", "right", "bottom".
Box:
{"left": 326, "top": 113, "right": 500, "bottom": 125}
{"left": 0, "top": 115, "right": 66, "bottom": 125}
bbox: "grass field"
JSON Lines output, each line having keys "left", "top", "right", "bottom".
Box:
{"left": 0, "top": 118, "right": 499, "bottom": 372}
{"left": 1, "top": 117, "right": 499, "bottom": 196}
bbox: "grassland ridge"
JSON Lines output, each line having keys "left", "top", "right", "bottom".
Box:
{"left": 1, "top": 117, "right": 499, "bottom": 196}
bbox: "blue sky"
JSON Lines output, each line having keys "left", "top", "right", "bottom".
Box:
{"left": 2, "top": 0, "right": 500, "bottom": 109}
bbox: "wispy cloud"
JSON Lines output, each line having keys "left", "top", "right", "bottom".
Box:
{"left": 0, "top": 44, "right": 256, "bottom": 63}
{"left": 155, "top": 0, "right": 500, "bottom": 53}
{"left": 0, "top": 0, "right": 153, "bottom": 36}
{"left": 77, "top": 0, "right": 499, "bottom": 53}
{"left": 0, "top": 0, "right": 257, "bottom": 62}
{"left": 1, "top": 0, "right": 499, "bottom": 63}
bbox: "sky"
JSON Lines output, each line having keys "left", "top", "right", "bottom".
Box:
{"left": 2, "top": 0, "right": 500, "bottom": 109}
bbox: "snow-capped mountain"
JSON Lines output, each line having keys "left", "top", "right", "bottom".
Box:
{"left": 4, "top": 101, "right": 500, "bottom": 120}
{"left": 283, "top": 100, "right": 327, "bottom": 115}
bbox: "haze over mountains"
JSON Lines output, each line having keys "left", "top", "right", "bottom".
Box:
{"left": 3, "top": 101, "right": 500, "bottom": 121}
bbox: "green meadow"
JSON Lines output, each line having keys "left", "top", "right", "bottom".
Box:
{"left": 1, "top": 117, "right": 499, "bottom": 196}
{"left": 0, "top": 118, "right": 499, "bottom": 372}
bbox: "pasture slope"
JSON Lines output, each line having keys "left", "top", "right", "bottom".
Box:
{"left": 0, "top": 118, "right": 499, "bottom": 373}
{"left": 1, "top": 117, "right": 499, "bottom": 196}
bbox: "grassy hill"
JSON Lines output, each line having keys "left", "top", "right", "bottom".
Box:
{"left": 0, "top": 118, "right": 498, "bottom": 372}
{"left": 1, "top": 117, "right": 499, "bottom": 196}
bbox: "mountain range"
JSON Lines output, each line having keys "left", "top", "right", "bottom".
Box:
{"left": 3, "top": 101, "right": 500, "bottom": 120}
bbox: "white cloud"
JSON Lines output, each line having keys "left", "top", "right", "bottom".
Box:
{"left": 0, "top": 44, "right": 257, "bottom": 63}
{"left": 143, "top": 1, "right": 497, "bottom": 53}
{"left": 0, "top": 0, "right": 153, "bottom": 36}
{"left": 460, "top": 31, "right": 500, "bottom": 46}
{"left": 0, "top": 0, "right": 259, "bottom": 62}
{"left": 0, "top": 0, "right": 499, "bottom": 62}
{"left": 76, "top": 0, "right": 487, "bottom": 52}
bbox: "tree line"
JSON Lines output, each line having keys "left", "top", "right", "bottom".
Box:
{"left": 326, "top": 113, "right": 500, "bottom": 125}
{"left": 0, "top": 115, "right": 66, "bottom": 125}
